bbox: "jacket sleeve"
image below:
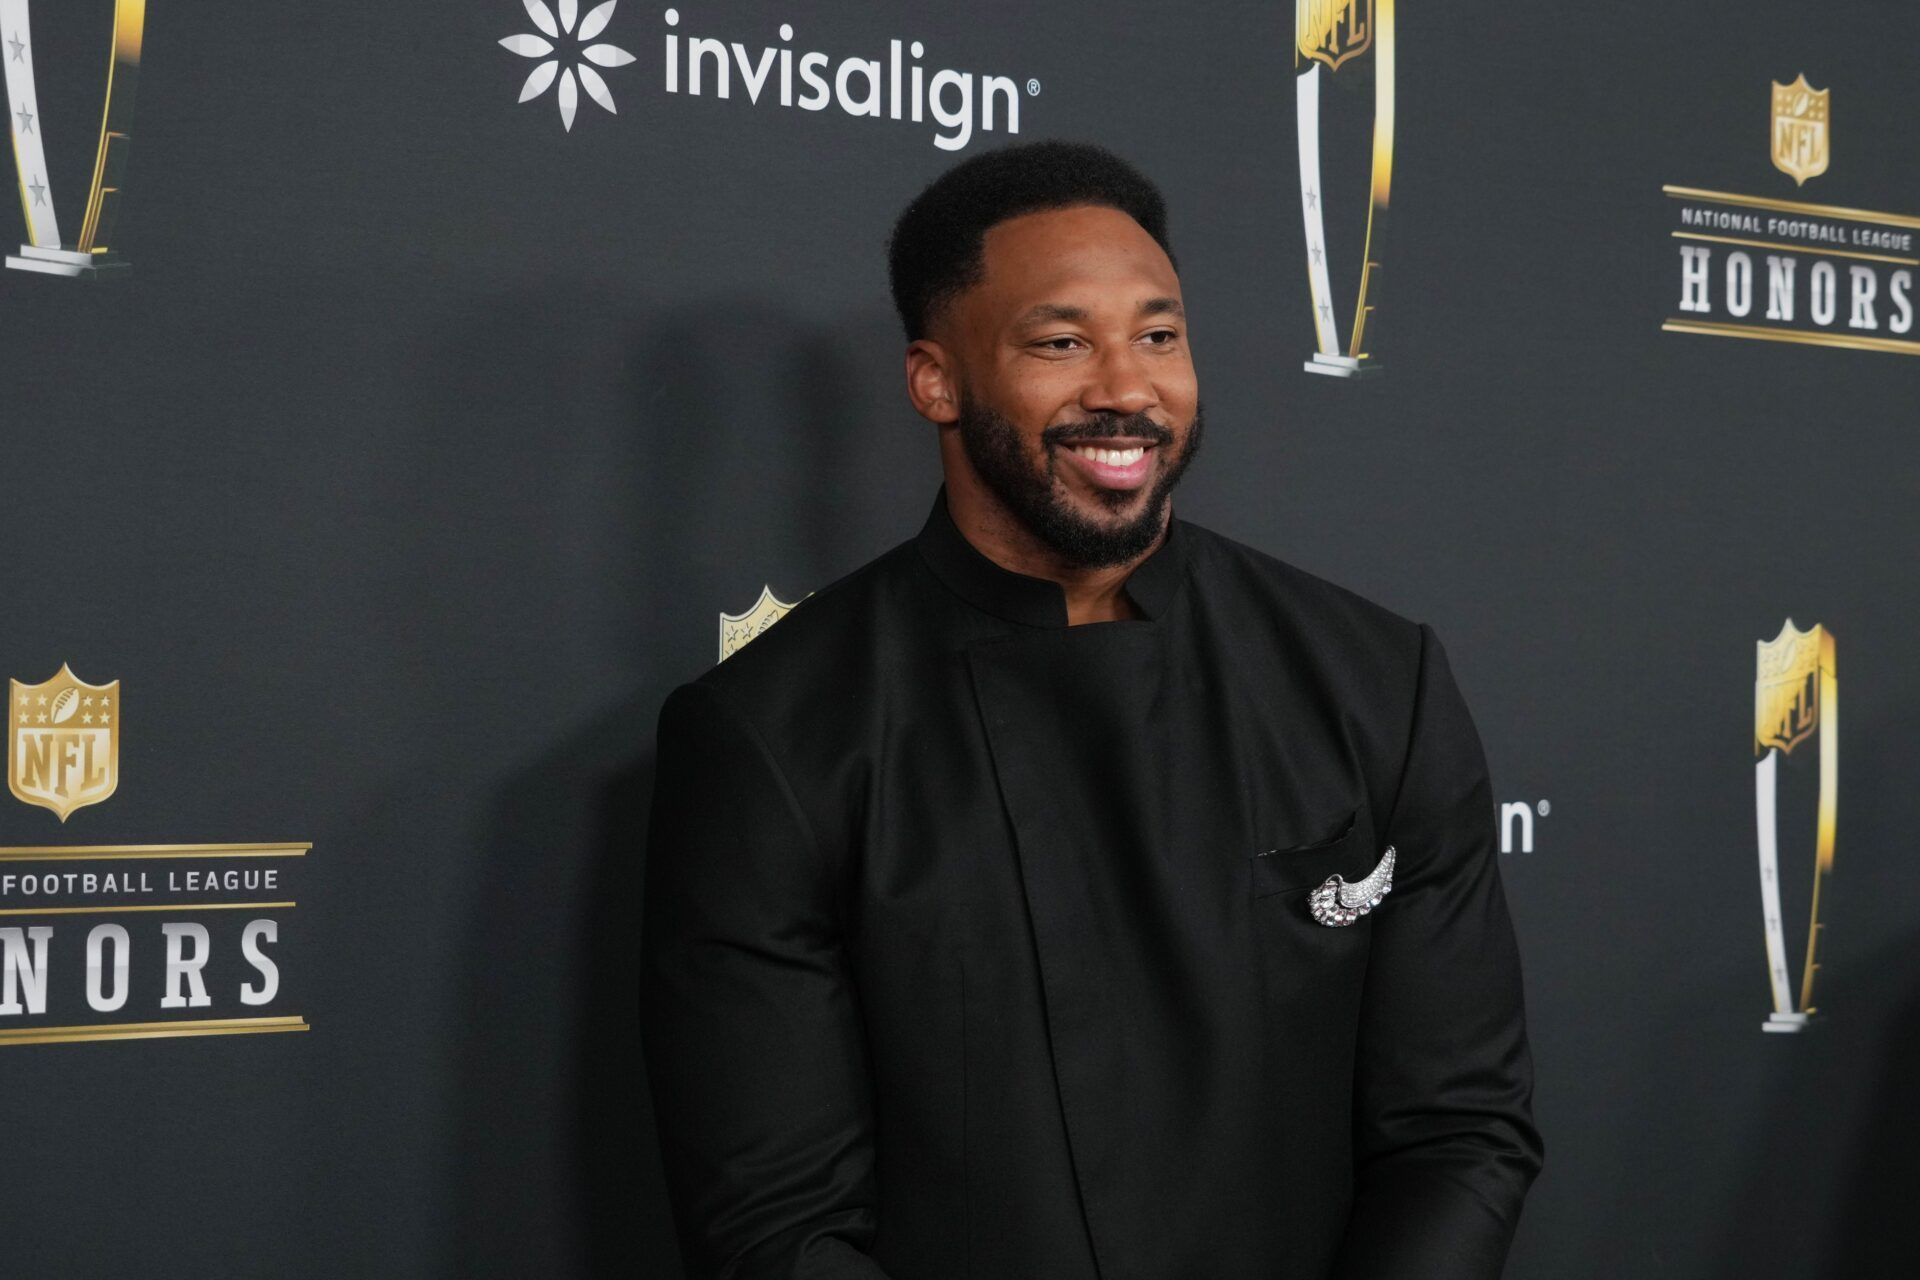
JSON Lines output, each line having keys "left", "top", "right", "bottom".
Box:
{"left": 1333, "top": 624, "right": 1545, "bottom": 1279}
{"left": 639, "top": 680, "right": 893, "bottom": 1280}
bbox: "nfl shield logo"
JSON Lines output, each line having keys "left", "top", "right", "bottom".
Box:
{"left": 1296, "top": 0, "right": 1374, "bottom": 72}
{"left": 719, "top": 586, "right": 805, "bottom": 662}
{"left": 1754, "top": 620, "right": 1828, "bottom": 757}
{"left": 1771, "top": 74, "right": 1829, "bottom": 186}
{"left": 8, "top": 663, "right": 120, "bottom": 821}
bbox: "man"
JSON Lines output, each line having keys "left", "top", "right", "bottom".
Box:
{"left": 640, "top": 139, "right": 1543, "bottom": 1279}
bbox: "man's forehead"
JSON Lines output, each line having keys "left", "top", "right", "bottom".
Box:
{"left": 968, "top": 206, "right": 1180, "bottom": 330}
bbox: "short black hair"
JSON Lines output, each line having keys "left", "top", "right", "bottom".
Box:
{"left": 886, "top": 138, "right": 1177, "bottom": 343}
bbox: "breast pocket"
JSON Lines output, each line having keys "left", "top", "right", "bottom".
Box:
{"left": 1249, "top": 806, "right": 1378, "bottom": 899}
{"left": 1247, "top": 805, "right": 1380, "bottom": 1048}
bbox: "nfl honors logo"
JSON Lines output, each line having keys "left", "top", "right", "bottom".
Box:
{"left": 1770, "top": 73, "right": 1829, "bottom": 186}
{"left": 8, "top": 663, "right": 119, "bottom": 820}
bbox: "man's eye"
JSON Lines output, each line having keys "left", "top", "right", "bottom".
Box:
{"left": 1144, "top": 330, "right": 1179, "bottom": 345}
{"left": 1041, "top": 337, "right": 1080, "bottom": 351}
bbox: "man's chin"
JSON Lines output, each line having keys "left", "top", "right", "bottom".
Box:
{"left": 1027, "top": 484, "right": 1164, "bottom": 558}
{"left": 1072, "top": 491, "right": 1155, "bottom": 523}
{"left": 1055, "top": 467, "right": 1160, "bottom": 509}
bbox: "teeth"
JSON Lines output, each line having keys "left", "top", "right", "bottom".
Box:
{"left": 1072, "top": 444, "right": 1145, "bottom": 466}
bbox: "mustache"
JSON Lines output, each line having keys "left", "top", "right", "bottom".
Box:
{"left": 1040, "top": 414, "right": 1175, "bottom": 447}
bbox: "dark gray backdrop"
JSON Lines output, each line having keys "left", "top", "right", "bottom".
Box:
{"left": 2, "top": 1, "right": 1914, "bottom": 1276}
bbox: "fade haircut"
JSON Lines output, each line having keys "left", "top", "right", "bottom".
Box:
{"left": 886, "top": 138, "right": 1178, "bottom": 343}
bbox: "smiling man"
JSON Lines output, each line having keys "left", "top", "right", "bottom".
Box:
{"left": 640, "top": 139, "right": 1543, "bottom": 1279}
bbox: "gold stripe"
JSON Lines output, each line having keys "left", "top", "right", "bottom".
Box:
{"left": 1344, "top": 0, "right": 1393, "bottom": 357}
{"left": 118, "top": 0, "right": 147, "bottom": 61}
{"left": 1801, "top": 653, "right": 1838, "bottom": 1013}
{"left": 77, "top": 0, "right": 145, "bottom": 251}
{"left": 1371, "top": 0, "right": 1394, "bottom": 206}
{"left": 1662, "top": 319, "right": 1920, "bottom": 356}
{"left": 1671, "top": 230, "right": 1920, "bottom": 266}
{"left": 0, "top": 1015, "right": 307, "bottom": 1047}
{"left": 1662, "top": 184, "right": 1920, "bottom": 230}
{"left": 77, "top": 19, "right": 118, "bottom": 251}
{"left": 0, "top": 843, "right": 310, "bottom": 861}
{"left": 0, "top": 900, "right": 295, "bottom": 916}
{"left": 1349, "top": 215, "right": 1379, "bottom": 357}
{"left": 9, "top": 118, "right": 37, "bottom": 248}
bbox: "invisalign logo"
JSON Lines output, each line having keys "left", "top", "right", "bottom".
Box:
{"left": 498, "top": 2, "right": 1041, "bottom": 147}
{"left": 663, "top": 8, "right": 1035, "bottom": 151}
{"left": 499, "top": 0, "right": 638, "bottom": 132}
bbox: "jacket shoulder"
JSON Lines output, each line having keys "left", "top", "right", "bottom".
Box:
{"left": 677, "top": 535, "right": 921, "bottom": 715}
{"left": 1178, "top": 522, "right": 1444, "bottom": 842}
{"left": 1180, "top": 519, "right": 1424, "bottom": 657}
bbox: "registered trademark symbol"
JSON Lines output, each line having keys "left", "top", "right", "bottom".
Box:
{"left": 1027, "top": 78, "right": 1041, "bottom": 95}
{"left": 1536, "top": 800, "right": 1551, "bottom": 816}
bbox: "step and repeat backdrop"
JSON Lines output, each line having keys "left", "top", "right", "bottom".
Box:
{"left": 1, "top": 1, "right": 1914, "bottom": 1276}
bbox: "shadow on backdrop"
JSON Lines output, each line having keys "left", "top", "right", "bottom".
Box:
{"left": 460, "top": 702, "right": 670, "bottom": 1278}
{"left": 432, "top": 293, "right": 912, "bottom": 1277}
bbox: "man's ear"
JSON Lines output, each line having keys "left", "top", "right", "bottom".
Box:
{"left": 905, "top": 339, "right": 961, "bottom": 426}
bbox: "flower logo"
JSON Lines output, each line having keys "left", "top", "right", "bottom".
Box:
{"left": 498, "top": 0, "right": 637, "bottom": 132}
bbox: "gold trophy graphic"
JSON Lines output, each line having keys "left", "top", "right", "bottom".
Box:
{"left": 1753, "top": 620, "right": 1837, "bottom": 1033}
{"left": 3, "top": 0, "right": 146, "bottom": 277}
{"left": 1295, "top": 0, "right": 1393, "bottom": 377}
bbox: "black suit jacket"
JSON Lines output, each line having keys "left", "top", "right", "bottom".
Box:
{"left": 640, "top": 487, "right": 1543, "bottom": 1279}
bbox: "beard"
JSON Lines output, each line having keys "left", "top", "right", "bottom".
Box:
{"left": 955, "top": 394, "right": 1205, "bottom": 570}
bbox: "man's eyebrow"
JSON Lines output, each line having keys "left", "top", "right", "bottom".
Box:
{"left": 1010, "top": 302, "right": 1089, "bottom": 332}
{"left": 1010, "top": 297, "right": 1186, "bottom": 332}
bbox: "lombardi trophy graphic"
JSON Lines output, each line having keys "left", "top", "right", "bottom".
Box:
{"left": 3, "top": 0, "right": 145, "bottom": 277}
{"left": 1753, "top": 620, "right": 1837, "bottom": 1033}
{"left": 1295, "top": 0, "right": 1393, "bottom": 377}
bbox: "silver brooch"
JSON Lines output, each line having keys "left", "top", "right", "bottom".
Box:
{"left": 1307, "top": 846, "right": 1395, "bottom": 926}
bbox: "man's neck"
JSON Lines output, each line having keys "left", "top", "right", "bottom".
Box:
{"left": 944, "top": 483, "right": 1168, "bottom": 626}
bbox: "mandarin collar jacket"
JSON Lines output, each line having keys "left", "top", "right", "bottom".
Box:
{"left": 640, "top": 486, "right": 1543, "bottom": 1280}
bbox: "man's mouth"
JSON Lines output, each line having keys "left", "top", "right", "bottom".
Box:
{"left": 1056, "top": 438, "right": 1158, "bottom": 491}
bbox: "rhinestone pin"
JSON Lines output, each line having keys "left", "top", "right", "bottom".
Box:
{"left": 1307, "top": 846, "right": 1395, "bottom": 927}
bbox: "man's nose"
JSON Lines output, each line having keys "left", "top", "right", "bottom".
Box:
{"left": 1078, "top": 341, "right": 1158, "bottom": 418}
